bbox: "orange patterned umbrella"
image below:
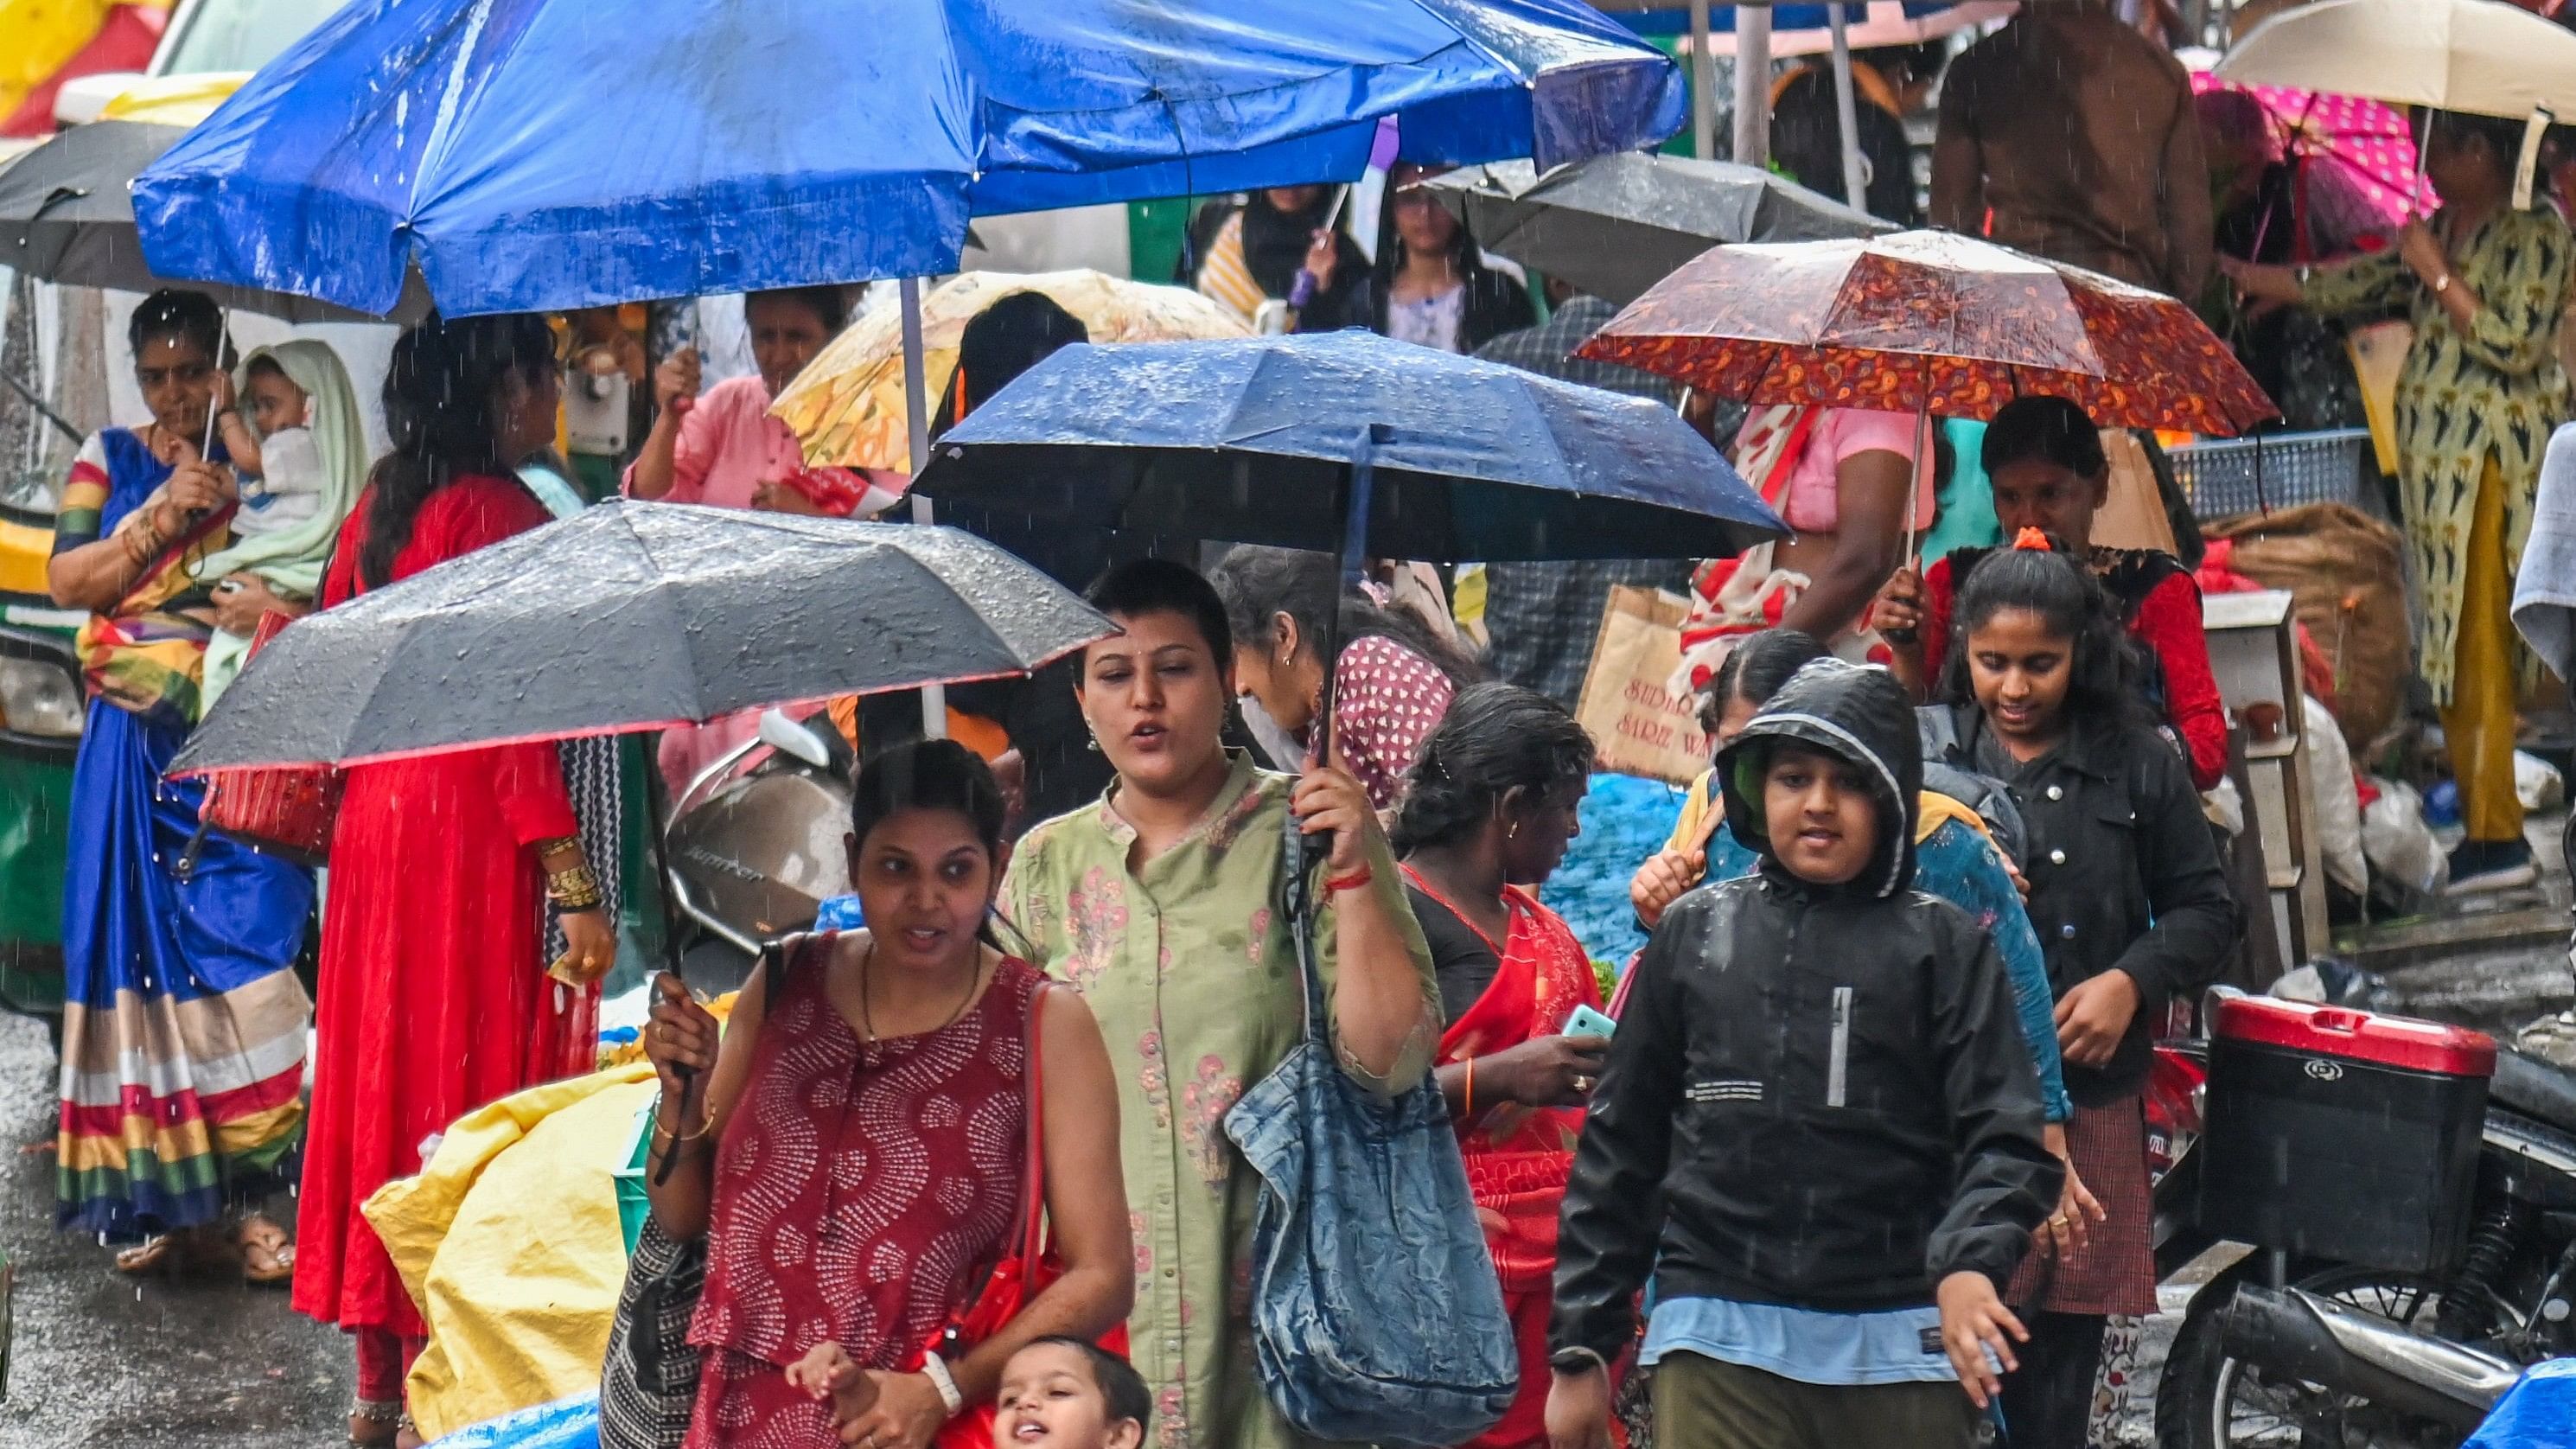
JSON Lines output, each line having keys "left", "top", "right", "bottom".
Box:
{"left": 1576, "top": 229, "right": 2279, "bottom": 436}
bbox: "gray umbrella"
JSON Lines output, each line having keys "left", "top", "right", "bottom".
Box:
{"left": 1420, "top": 151, "right": 1891, "bottom": 305}
{"left": 0, "top": 120, "right": 430, "bottom": 323}
{"left": 170, "top": 502, "right": 1116, "bottom": 772}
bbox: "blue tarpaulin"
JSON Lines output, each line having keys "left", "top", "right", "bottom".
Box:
{"left": 133, "top": 0, "right": 1686, "bottom": 318}
{"left": 2467, "top": 1359, "right": 2576, "bottom": 1449}
{"left": 425, "top": 1392, "right": 596, "bottom": 1449}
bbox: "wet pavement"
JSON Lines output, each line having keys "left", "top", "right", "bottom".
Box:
{"left": 0, "top": 1012, "right": 347, "bottom": 1449}
{"left": 0, "top": 941, "right": 2559, "bottom": 1447}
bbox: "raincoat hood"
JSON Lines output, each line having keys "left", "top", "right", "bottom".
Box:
{"left": 1712, "top": 657, "right": 1921, "bottom": 899}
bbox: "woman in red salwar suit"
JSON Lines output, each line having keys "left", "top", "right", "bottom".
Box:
{"left": 1391, "top": 683, "right": 1614, "bottom": 1449}
{"left": 289, "top": 316, "right": 620, "bottom": 1449}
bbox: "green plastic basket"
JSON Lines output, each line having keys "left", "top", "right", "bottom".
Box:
{"left": 612, "top": 1102, "right": 654, "bottom": 1255}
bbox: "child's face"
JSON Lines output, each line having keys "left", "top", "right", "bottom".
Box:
{"left": 995, "top": 1344, "right": 1141, "bottom": 1449}
{"left": 245, "top": 367, "right": 309, "bottom": 437}
{"left": 1761, "top": 743, "right": 1878, "bottom": 886}
{"left": 1966, "top": 606, "right": 2073, "bottom": 754}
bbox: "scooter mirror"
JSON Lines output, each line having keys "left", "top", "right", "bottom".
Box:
{"left": 757, "top": 708, "right": 832, "bottom": 770}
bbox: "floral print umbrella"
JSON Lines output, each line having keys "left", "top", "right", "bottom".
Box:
{"left": 2189, "top": 72, "right": 2424, "bottom": 229}
{"left": 1575, "top": 229, "right": 2280, "bottom": 436}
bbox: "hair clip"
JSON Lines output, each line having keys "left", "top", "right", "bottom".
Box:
{"left": 2012, "top": 527, "right": 2054, "bottom": 552}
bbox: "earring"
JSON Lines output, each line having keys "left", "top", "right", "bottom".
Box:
{"left": 1086, "top": 732, "right": 1102, "bottom": 753}
{"left": 1508, "top": 820, "right": 1521, "bottom": 839}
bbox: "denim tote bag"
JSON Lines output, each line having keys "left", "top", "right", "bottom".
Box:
{"left": 1222, "top": 823, "right": 1516, "bottom": 1446}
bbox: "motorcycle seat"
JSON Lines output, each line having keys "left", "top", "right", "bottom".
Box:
{"left": 2490, "top": 1049, "right": 2576, "bottom": 1137}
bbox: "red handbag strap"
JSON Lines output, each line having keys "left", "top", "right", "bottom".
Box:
{"left": 1012, "top": 980, "right": 1051, "bottom": 1266}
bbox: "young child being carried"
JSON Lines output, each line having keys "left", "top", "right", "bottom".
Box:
{"left": 1546, "top": 657, "right": 2062, "bottom": 1449}
{"left": 194, "top": 341, "right": 367, "bottom": 708}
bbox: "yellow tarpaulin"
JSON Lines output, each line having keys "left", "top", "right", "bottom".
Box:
{"left": 363, "top": 1063, "right": 656, "bottom": 1442}
{"left": 0, "top": 0, "right": 124, "bottom": 120}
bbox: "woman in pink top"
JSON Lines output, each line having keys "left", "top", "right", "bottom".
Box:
{"left": 1766, "top": 406, "right": 1938, "bottom": 641}
{"left": 627, "top": 285, "right": 890, "bottom": 789}
{"left": 626, "top": 285, "right": 883, "bottom": 514}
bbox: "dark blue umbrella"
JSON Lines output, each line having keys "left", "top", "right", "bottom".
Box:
{"left": 131, "top": 0, "right": 1686, "bottom": 318}
{"left": 913, "top": 329, "right": 1782, "bottom": 563}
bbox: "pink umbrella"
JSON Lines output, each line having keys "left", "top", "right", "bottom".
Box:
{"left": 2190, "top": 73, "right": 2425, "bottom": 229}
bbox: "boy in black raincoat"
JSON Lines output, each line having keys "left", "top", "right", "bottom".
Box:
{"left": 1545, "top": 659, "right": 2061, "bottom": 1449}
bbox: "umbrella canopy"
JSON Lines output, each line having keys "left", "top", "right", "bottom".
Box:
{"left": 130, "top": 0, "right": 1687, "bottom": 319}
{"left": 1577, "top": 230, "right": 2280, "bottom": 435}
{"left": 2215, "top": 0, "right": 2576, "bottom": 121}
{"left": 169, "top": 505, "right": 1116, "bottom": 773}
{"left": 0, "top": 117, "right": 431, "bottom": 323}
{"left": 913, "top": 329, "right": 1783, "bottom": 563}
{"left": 774, "top": 270, "right": 1253, "bottom": 474}
{"left": 1419, "top": 153, "right": 1891, "bottom": 306}
{"left": 2188, "top": 72, "right": 2424, "bottom": 228}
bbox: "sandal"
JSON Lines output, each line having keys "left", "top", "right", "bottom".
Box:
{"left": 235, "top": 1213, "right": 296, "bottom": 1287}
{"left": 113, "top": 1235, "right": 182, "bottom": 1277}
{"left": 349, "top": 1399, "right": 400, "bottom": 1447}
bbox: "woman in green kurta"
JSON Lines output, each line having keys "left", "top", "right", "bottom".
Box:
{"left": 2227, "top": 109, "right": 2575, "bottom": 890}
{"left": 1001, "top": 559, "right": 1438, "bottom": 1449}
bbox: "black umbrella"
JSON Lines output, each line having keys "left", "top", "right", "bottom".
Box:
{"left": 0, "top": 120, "right": 431, "bottom": 323}
{"left": 1419, "top": 152, "right": 1891, "bottom": 305}
{"left": 170, "top": 502, "right": 1115, "bottom": 773}
{"left": 914, "top": 329, "right": 1782, "bottom": 564}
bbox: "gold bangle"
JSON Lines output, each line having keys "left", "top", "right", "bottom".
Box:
{"left": 535, "top": 834, "right": 582, "bottom": 858}
{"left": 649, "top": 1104, "right": 711, "bottom": 1142}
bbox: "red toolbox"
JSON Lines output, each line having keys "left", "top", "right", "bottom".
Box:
{"left": 2198, "top": 997, "right": 2495, "bottom": 1273}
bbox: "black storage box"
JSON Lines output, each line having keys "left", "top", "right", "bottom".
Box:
{"left": 2199, "top": 997, "right": 2495, "bottom": 1274}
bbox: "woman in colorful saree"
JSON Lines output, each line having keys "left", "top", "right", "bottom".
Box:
{"left": 44, "top": 288, "right": 313, "bottom": 1281}
{"left": 1390, "top": 682, "right": 1609, "bottom": 1449}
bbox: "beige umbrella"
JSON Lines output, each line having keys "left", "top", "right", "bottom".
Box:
{"left": 774, "top": 269, "right": 1251, "bottom": 472}
{"left": 2216, "top": 0, "right": 2576, "bottom": 121}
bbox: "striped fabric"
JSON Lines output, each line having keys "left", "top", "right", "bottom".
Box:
{"left": 60, "top": 431, "right": 232, "bottom": 731}
{"left": 57, "top": 973, "right": 312, "bottom": 1218}
{"left": 1194, "top": 211, "right": 1267, "bottom": 324}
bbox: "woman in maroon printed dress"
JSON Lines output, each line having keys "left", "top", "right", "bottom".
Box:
{"left": 1209, "top": 544, "right": 1481, "bottom": 812}
{"left": 641, "top": 741, "right": 1131, "bottom": 1449}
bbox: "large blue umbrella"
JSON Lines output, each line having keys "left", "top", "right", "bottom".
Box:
{"left": 914, "top": 329, "right": 1782, "bottom": 563}
{"left": 131, "top": 0, "right": 1687, "bottom": 319}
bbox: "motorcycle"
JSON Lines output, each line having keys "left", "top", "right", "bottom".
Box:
{"left": 660, "top": 708, "right": 856, "bottom": 991}
{"left": 2153, "top": 999, "right": 2576, "bottom": 1449}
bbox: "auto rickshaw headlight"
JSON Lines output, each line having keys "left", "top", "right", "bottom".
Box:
{"left": 0, "top": 653, "right": 82, "bottom": 737}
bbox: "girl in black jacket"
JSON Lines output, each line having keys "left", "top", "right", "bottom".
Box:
{"left": 1930, "top": 534, "right": 2237, "bottom": 1448}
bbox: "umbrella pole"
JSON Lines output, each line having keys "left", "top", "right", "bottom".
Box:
{"left": 1827, "top": 4, "right": 1867, "bottom": 209}
{"left": 1316, "top": 424, "right": 1388, "bottom": 774}
{"left": 644, "top": 756, "right": 697, "bottom": 1184}
{"left": 1733, "top": 3, "right": 1773, "bottom": 172}
{"left": 900, "top": 275, "right": 949, "bottom": 742}
{"left": 1690, "top": 0, "right": 1718, "bottom": 160}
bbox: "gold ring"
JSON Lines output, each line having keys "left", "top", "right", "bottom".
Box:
{"left": 2049, "top": 1215, "right": 2070, "bottom": 1228}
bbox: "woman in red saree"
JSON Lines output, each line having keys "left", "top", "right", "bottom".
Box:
{"left": 1390, "top": 683, "right": 1610, "bottom": 1449}
{"left": 292, "top": 316, "right": 620, "bottom": 1449}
